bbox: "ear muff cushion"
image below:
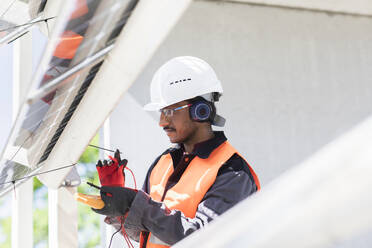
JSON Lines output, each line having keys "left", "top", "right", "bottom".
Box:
{"left": 190, "top": 101, "right": 212, "bottom": 122}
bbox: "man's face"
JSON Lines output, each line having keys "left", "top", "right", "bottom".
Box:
{"left": 159, "top": 100, "right": 198, "bottom": 144}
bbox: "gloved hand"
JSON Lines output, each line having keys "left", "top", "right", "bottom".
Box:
{"left": 91, "top": 186, "right": 137, "bottom": 217}
{"left": 96, "top": 149, "right": 127, "bottom": 187}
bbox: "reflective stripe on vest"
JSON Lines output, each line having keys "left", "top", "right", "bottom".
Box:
{"left": 143, "top": 141, "right": 260, "bottom": 248}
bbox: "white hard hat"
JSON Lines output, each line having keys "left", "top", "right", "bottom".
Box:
{"left": 144, "top": 56, "right": 223, "bottom": 111}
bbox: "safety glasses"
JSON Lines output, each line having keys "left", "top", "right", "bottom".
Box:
{"left": 159, "top": 104, "right": 192, "bottom": 117}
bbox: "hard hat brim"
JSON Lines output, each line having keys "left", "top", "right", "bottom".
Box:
{"left": 143, "top": 102, "right": 164, "bottom": 111}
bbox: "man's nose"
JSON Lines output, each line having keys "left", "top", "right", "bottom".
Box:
{"left": 159, "top": 113, "right": 170, "bottom": 127}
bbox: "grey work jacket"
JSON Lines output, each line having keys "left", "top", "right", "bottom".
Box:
{"left": 106, "top": 131, "right": 258, "bottom": 246}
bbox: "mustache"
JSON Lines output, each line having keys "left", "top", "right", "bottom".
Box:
{"left": 163, "top": 126, "right": 176, "bottom": 131}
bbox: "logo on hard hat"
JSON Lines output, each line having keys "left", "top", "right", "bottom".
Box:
{"left": 169, "top": 78, "right": 191, "bottom": 85}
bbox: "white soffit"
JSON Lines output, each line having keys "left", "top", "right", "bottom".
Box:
{"left": 212, "top": 0, "right": 372, "bottom": 16}
{"left": 0, "top": 0, "right": 29, "bottom": 25}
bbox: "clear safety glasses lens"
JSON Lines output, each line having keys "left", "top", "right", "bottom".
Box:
{"left": 159, "top": 104, "right": 192, "bottom": 117}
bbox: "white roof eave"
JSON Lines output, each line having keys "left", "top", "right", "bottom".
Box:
{"left": 210, "top": 0, "right": 372, "bottom": 17}
{"left": 0, "top": 0, "right": 30, "bottom": 26}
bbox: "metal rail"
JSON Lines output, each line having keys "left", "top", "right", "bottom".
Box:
{"left": 27, "top": 43, "right": 115, "bottom": 105}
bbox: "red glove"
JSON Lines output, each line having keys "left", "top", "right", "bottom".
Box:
{"left": 96, "top": 149, "right": 127, "bottom": 187}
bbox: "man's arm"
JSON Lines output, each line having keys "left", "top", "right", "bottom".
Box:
{"left": 124, "top": 155, "right": 257, "bottom": 245}
{"left": 103, "top": 153, "right": 164, "bottom": 241}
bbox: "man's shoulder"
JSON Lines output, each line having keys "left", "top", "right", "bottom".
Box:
{"left": 149, "top": 146, "right": 179, "bottom": 168}
{"left": 161, "top": 146, "right": 178, "bottom": 155}
{"left": 217, "top": 153, "right": 259, "bottom": 192}
{"left": 217, "top": 153, "right": 252, "bottom": 176}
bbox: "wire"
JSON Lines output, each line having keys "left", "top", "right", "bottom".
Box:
{"left": 125, "top": 167, "right": 137, "bottom": 190}
{"left": 7, "top": 30, "right": 29, "bottom": 44}
{"left": 88, "top": 144, "right": 122, "bottom": 154}
{"left": 108, "top": 218, "right": 123, "bottom": 248}
{"left": 107, "top": 217, "right": 135, "bottom": 248}
{"left": 0, "top": 0, "right": 17, "bottom": 19}
{"left": 45, "top": 18, "right": 50, "bottom": 37}
{"left": 121, "top": 224, "right": 135, "bottom": 248}
{"left": 12, "top": 181, "right": 16, "bottom": 199}
{"left": 92, "top": 145, "right": 137, "bottom": 189}
{"left": 7, "top": 121, "right": 41, "bottom": 163}
{"left": 0, "top": 163, "right": 77, "bottom": 186}
{"left": 0, "top": 17, "right": 56, "bottom": 32}
{"left": 0, "top": 119, "right": 77, "bottom": 186}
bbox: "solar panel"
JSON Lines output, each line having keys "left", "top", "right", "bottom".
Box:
{"left": 0, "top": 0, "right": 38, "bottom": 45}
{"left": 0, "top": 0, "right": 139, "bottom": 196}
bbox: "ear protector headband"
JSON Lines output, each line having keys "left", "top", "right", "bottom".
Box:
{"left": 189, "top": 99, "right": 216, "bottom": 123}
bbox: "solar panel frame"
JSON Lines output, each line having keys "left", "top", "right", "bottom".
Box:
{"left": 0, "top": 0, "right": 139, "bottom": 197}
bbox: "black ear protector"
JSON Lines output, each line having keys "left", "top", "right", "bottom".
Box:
{"left": 189, "top": 99, "right": 216, "bottom": 123}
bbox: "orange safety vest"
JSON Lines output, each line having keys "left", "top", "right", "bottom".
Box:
{"left": 141, "top": 141, "right": 260, "bottom": 248}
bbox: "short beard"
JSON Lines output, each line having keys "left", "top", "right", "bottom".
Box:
{"left": 176, "top": 123, "right": 198, "bottom": 145}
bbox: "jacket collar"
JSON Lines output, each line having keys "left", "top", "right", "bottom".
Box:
{"left": 176, "top": 131, "right": 227, "bottom": 159}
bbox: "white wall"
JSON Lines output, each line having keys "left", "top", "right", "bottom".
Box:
{"left": 110, "top": 1, "right": 372, "bottom": 246}
{"left": 109, "top": 93, "right": 170, "bottom": 189}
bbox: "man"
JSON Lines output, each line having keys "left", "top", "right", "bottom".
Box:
{"left": 92, "top": 56, "right": 260, "bottom": 247}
